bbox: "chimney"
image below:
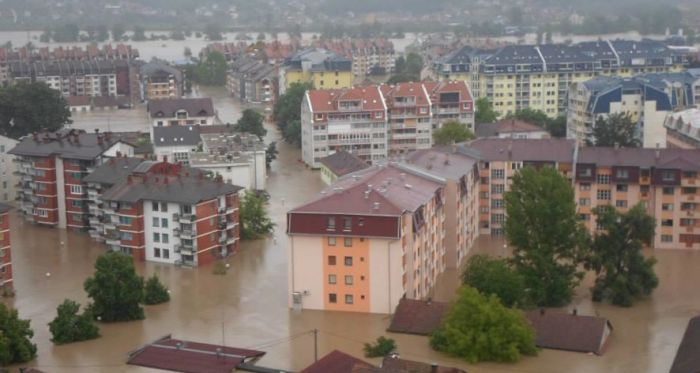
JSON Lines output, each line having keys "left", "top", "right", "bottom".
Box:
{"left": 540, "top": 308, "right": 545, "bottom": 316}
{"left": 572, "top": 308, "right": 578, "bottom": 316}
{"left": 163, "top": 155, "right": 168, "bottom": 163}
{"left": 373, "top": 202, "right": 380, "bottom": 210}
{"left": 431, "top": 363, "right": 438, "bottom": 373}
{"left": 116, "top": 151, "right": 121, "bottom": 157}
{"left": 364, "top": 190, "right": 370, "bottom": 199}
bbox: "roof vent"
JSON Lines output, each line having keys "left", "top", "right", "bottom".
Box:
{"left": 364, "top": 190, "right": 370, "bottom": 199}
{"left": 404, "top": 184, "right": 412, "bottom": 189}
{"left": 373, "top": 202, "right": 380, "bottom": 210}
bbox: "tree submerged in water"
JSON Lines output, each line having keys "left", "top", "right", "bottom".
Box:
{"left": 84, "top": 252, "right": 145, "bottom": 322}
{"left": 49, "top": 299, "right": 100, "bottom": 344}
{"left": 143, "top": 275, "right": 170, "bottom": 305}
{"left": 0, "top": 303, "right": 37, "bottom": 365}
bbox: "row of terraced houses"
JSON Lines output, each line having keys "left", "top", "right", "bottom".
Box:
{"left": 287, "top": 138, "right": 700, "bottom": 314}
{"left": 9, "top": 129, "right": 242, "bottom": 268}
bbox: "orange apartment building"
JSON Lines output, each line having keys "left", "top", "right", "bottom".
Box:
{"left": 86, "top": 157, "right": 242, "bottom": 266}
{"left": 380, "top": 82, "right": 433, "bottom": 155}
{"left": 0, "top": 203, "right": 12, "bottom": 294}
{"left": 287, "top": 163, "right": 448, "bottom": 313}
{"left": 9, "top": 130, "right": 135, "bottom": 230}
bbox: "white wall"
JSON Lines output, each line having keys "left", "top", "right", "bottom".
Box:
{"left": 154, "top": 145, "right": 196, "bottom": 163}
{"left": 56, "top": 158, "right": 66, "bottom": 229}
{"left": 643, "top": 101, "right": 668, "bottom": 148}
{"left": 144, "top": 201, "right": 181, "bottom": 264}
{"left": 103, "top": 142, "right": 135, "bottom": 158}
{"left": 0, "top": 136, "right": 18, "bottom": 204}
{"left": 288, "top": 235, "right": 324, "bottom": 310}
{"left": 369, "top": 238, "right": 404, "bottom": 314}
{"left": 196, "top": 163, "right": 253, "bottom": 190}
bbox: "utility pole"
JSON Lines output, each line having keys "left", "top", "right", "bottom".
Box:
{"left": 313, "top": 329, "right": 318, "bottom": 362}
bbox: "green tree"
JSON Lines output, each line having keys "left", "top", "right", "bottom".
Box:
{"left": 143, "top": 275, "right": 170, "bottom": 305}
{"left": 394, "top": 56, "right": 406, "bottom": 74}
{"left": 430, "top": 286, "right": 537, "bottom": 363}
{"left": 432, "top": 120, "right": 475, "bottom": 145}
{"left": 48, "top": 299, "right": 100, "bottom": 344}
{"left": 112, "top": 24, "right": 126, "bottom": 41}
{"left": 587, "top": 113, "right": 640, "bottom": 147}
{"left": 235, "top": 109, "right": 267, "bottom": 139}
{"left": 505, "top": 167, "right": 589, "bottom": 307}
{"left": 265, "top": 142, "right": 278, "bottom": 168}
{"left": 96, "top": 25, "right": 109, "bottom": 42}
{"left": 508, "top": 109, "right": 567, "bottom": 138}
{"left": 84, "top": 252, "right": 145, "bottom": 322}
{"left": 475, "top": 97, "right": 499, "bottom": 123}
{"left": 0, "top": 304, "right": 36, "bottom": 365}
{"left": 240, "top": 190, "right": 274, "bottom": 239}
{"left": 52, "top": 23, "right": 80, "bottom": 42}
{"left": 547, "top": 115, "right": 567, "bottom": 138}
{"left": 132, "top": 26, "right": 146, "bottom": 41}
{"left": 0, "top": 82, "right": 71, "bottom": 139}
{"left": 170, "top": 30, "right": 186, "bottom": 41}
{"left": 387, "top": 52, "right": 422, "bottom": 83}
{"left": 274, "top": 82, "right": 312, "bottom": 146}
{"left": 462, "top": 255, "right": 528, "bottom": 308}
{"left": 204, "top": 24, "right": 223, "bottom": 40}
{"left": 363, "top": 336, "right": 396, "bottom": 358}
{"left": 193, "top": 51, "right": 228, "bottom": 86}
{"left": 587, "top": 204, "right": 658, "bottom": 307}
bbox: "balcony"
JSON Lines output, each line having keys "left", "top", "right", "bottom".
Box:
{"left": 105, "top": 237, "right": 121, "bottom": 246}
{"left": 437, "top": 107, "right": 460, "bottom": 114}
{"left": 174, "top": 213, "right": 195, "bottom": 223}
{"left": 89, "top": 216, "right": 102, "bottom": 226}
{"left": 174, "top": 244, "right": 195, "bottom": 255}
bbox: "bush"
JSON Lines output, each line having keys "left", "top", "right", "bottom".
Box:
{"left": 363, "top": 336, "right": 396, "bottom": 358}
{"left": 462, "top": 255, "right": 529, "bottom": 308}
{"left": 143, "top": 275, "right": 170, "bottom": 305}
{"left": 84, "top": 252, "right": 145, "bottom": 322}
{"left": 49, "top": 299, "right": 100, "bottom": 344}
{"left": 0, "top": 304, "right": 36, "bottom": 365}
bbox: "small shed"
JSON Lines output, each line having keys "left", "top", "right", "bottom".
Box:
{"left": 525, "top": 310, "right": 613, "bottom": 355}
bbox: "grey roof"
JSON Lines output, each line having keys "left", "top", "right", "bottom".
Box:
{"left": 83, "top": 157, "right": 144, "bottom": 185}
{"left": 153, "top": 126, "right": 202, "bottom": 147}
{"left": 148, "top": 98, "right": 214, "bottom": 119}
{"left": 9, "top": 130, "right": 134, "bottom": 160}
{"left": 670, "top": 315, "right": 700, "bottom": 373}
{"left": 140, "top": 62, "right": 182, "bottom": 82}
{"left": 464, "top": 138, "right": 576, "bottom": 162}
{"left": 0, "top": 203, "right": 12, "bottom": 214}
{"left": 8, "top": 59, "right": 128, "bottom": 77}
{"left": 319, "top": 151, "right": 369, "bottom": 177}
{"left": 284, "top": 48, "right": 352, "bottom": 72}
{"left": 101, "top": 175, "right": 242, "bottom": 204}
{"left": 404, "top": 147, "right": 478, "bottom": 181}
{"left": 578, "top": 147, "right": 700, "bottom": 170}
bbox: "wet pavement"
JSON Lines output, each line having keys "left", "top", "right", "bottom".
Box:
{"left": 4, "top": 94, "right": 700, "bottom": 373}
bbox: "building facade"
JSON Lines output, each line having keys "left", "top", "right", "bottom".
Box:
{"left": 435, "top": 40, "right": 688, "bottom": 118}
{"left": 567, "top": 72, "right": 700, "bottom": 147}
{"left": 380, "top": 82, "right": 433, "bottom": 154}
{"left": 227, "top": 57, "right": 277, "bottom": 105}
{"left": 280, "top": 48, "right": 353, "bottom": 94}
{"left": 424, "top": 81, "right": 476, "bottom": 131}
{"left": 665, "top": 108, "right": 700, "bottom": 149}
{"left": 9, "top": 130, "right": 135, "bottom": 230}
{"left": 140, "top": 62, "right": 183, "bottom": 101}
{"left": 0, "top": 203, "right": 12, "bottom": 295}
{"left": 0, "top": 135, "right": 18, "bottom": 204}
{"left": 312, "top": 39, "right": 396, "bottom": 79}
{"left": 148, "top": 98, "right": 216, "bottom": 127}
{"left": 287, "top": 164, "right": 447, "bottom": 313}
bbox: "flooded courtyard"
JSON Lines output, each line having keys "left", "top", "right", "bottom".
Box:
{"left": 3, "top": 94, "right": 700, "bottom": 373}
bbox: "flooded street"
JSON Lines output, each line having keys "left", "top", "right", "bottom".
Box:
{"left": 3, "top": 92, "right": 700, "bottom": 373}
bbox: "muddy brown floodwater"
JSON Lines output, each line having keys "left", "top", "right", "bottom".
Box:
{"left": 4, "top": 120, "right": 700, "bottom": 373}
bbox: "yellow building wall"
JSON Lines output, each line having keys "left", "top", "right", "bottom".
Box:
{"left": 311, "top": 71, "right": 353, "bottom": 90}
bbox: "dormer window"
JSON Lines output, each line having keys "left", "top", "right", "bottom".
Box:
{"left": 176, "top": 110, "right": 187, "bottom": 119}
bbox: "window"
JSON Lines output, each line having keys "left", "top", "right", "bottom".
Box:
{"left": 491, "top": 199, "right": 504, "bottom": 208}
{"left": 662, "top": 170, "right": 676, "bottom": 181}
{"left": 327, "top": 217, "right": 336, "bottom": 230}
{"left": 615, "top": 169, "right": 629, "bottom": 179}
{"left": 663, "top": 187, "right": 675, "bottom": 195}
{"left": 153, "top": 233, "right": 161, "bottom": 243}
{"left": 344, "top": 237, "right": 352, "bottom": 247}
{"left": 70, "top": 185, "right": 83, "bottom": 195}
{"left": 154, "top": 248, "right": 161, "bottom": 258}
{"left": 491, "top": 214, "right": 505, "bottom": 224}
{"left": 328, "top": 237, "right": 336, "bottom": 246}
{"left": 343, "top": 217, "right": 352, "bottom": 231}
{"left": 161, "top": 218, "right": 168, "bottom": 228}
{"left": 120, "top": 232, "right": 133, "bottom": 241}
{"left": 161, "top": 203, "right": 168, "bottom": 212}
{"left": 491, "top": 169, "right": 505, "bottom": 179}
{"left": 163, "top": 249, "right": 169, "bottom": 259}
{"left": 681, "top": 218, "right": 695, "bottom": 227}
{"left": 329, "top": 293, "right": 337, "bottom": 303}
{"left": 579, "top": 198, "right": 590, "bottom": 206}
{"left": 597, "top": 190, "right": 611, "bottom": 200}
{"left": 328, "top": 274, "right": 337, "bottom": 284}
{"left": 682, "top": 187, "right": 697, "bottom": 195}
{"left": 580, "top": 183, "right": 591, "bottom": 191}
{"left": 162, "top": 234, "right": 169, "bottom": 244}
{"left": 480, "top": 206, "right": 489, "bottom": 213}
{"left": 580, "top": 168, "right": 592, "bottom": 177}
{"left": 662, "top": 203, "right": 674, "bottom": 211}
{"left": 579, "top": 214, "right": 590, "bottom": 221}
{"left": 661, "top": 219, "right": 674, "bottom": 227}
{"left": 119, "top": 216, "right": 132, "bottom": 225}
{"left": 345, "top": 294, "right": 354, "bottom": 304}
{"left": 152, "top": 202, "right": 159, "bottom": 211}
{"left": 479, "top": 192, "right": 489, "bottom": 199}
{"left": 328, "top": 256, "right": 336, "bottom": 265}
{"left": 152, "top": 217, "right": 160, "bottom": 227}
{"left": 72, "top": 200, "right": 83, "bottom": 208}
{"left": 344, "top": 256, "right": 353, "bottom": 266}
{"left": 492, "top": 184, "right": 505, "bottom": 194}
{"left": 597, "top": 174, "right": 610, "bottom": 184}
{"left": 616, "top": 200, "right": 628, "bottom": 208}
{"left": 681, "top": 203, "right": 696, "bottom": 211}
{"left": 683, "top": 171, "right": 697, "bottom": 179}
{"left": 345, "top": 275, "right": 353, "bottom": 285}
{"left": 616, "top": 184, "right": 628, "bottom": 192}
{"left": 661, "top": 235, "right": 673, "bottom": 243}
{"left": 72, "top": 172, "right": 82, "bottom": 180}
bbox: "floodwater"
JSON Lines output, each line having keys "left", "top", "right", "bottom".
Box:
{"left": 4, "top": 92, "right": 700, "bottom": 373}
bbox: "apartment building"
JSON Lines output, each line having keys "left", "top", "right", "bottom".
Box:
{"left": 0, "top": 203, "right": 12, "bottom": 294}
{"left": 464, "top": 138, "right": 700, "bottom": 249}
{"left": 85, "top": 158, "right": 242, "bottom": 266}
{"left": 424, "top": 80, "right": 476, "bottom": 131}
{"left": 140, "top": 62, "right": 183, "bottom": 101}
{"left": 148, "top": 98, "right": 216, "bottom": 127}
{"left": 665, "top": 108, "right": 700, "bottom": 149}
{"left": 0, "top": 135, "right": 18, "bottom": 204}
{"left": 379, "top": 82, "right": 433, "bottom": 154}
{"left": 280, "top": 48, "right": 353, "bottom": 94}
{"left": 435, "top": 39, "right": 688, "bottom": 117}
{"left": 313, "top": 39, "right": 396, "bottom": 79}
{"left": 9, "top": 60, "right": 131, "bottom": 98}
{"left": 567, "top": 72, "right": 700, "bottom": 147}
{"left": 9, "top": 130, "right": 135, "bottom": 229}
{"left": 301, "top": 86, "right": 388, "bottom": 168}
{"left": 287, "top": 163, "right": 447, "bottom": 313}
{"left": 227, "top": 57, "right": 277, "bottom": 105}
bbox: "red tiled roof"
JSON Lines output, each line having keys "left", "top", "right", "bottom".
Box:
{"left": 377, "top": 355, "right": 467, "bottom": 373}
{"left": 301, "top": 350, "right": 373, "bottom": 373}
{"left": 427, "top": 81, "right": 473, "bottom": 103}
{"left": 670, "top": 315, "right": 700, "bottom": 373}
{"left": 387, "top": 299, "right": 450, "bottom": 336}
{"left": 127, "top": 336, "right": 265, "bottom": 373}
{"left": 525, "top": 310, "right": 612, "bottom": 355}
{"left": 306, "top": 86, "right": 385, "bottom": 113}
{"left": 380, "top": 82, "right": 432, "bottom": 108}
{"left": 493, "top": 119, "right": 547, "bottom": 133}
{"left": 66, "top": 95, "right": 91, "bottom": 106}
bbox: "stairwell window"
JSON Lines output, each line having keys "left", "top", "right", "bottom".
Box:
{"left": 327, "top": 217, "right": 336, "bottom": 231}
{"left": 344, "top": 238, "right": 352, "bottom": 247}
{"left": 70, "top": 185, "right": 83, "bottom": 195}
{"left": 343, "top": 217, "right": 352, "bottom": 231}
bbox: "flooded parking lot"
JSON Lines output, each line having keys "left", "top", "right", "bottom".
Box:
{"left": 4, "top": 96, "right": 700, "bottom": 373}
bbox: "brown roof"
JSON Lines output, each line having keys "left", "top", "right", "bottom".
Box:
{"left": 319, "top": 150, "right": 370, "bottom": 177}
{"left": 387, "top": 299, "right": 450, "bottom": 336}
{"left": 476, "top": 119, "right": 549, "bottom": 138}
{"left": 301, "top": 350, "right": 373, "bottom": 373}
{"left": 670, "top": 315, "right": 700, "bottom": 373}
{"left": 424, "top": 80, "right": 473, "bottom": 103}
{"left": 376, "top": 355, "right": 467, "bottom": 373}
{"left": 127, "top": 336, "right": 265, "bottom": 373}
{"left": 404, "top": 147, "right": 478, "bottom": 181}
{"left": 66, "top": 95, "right": 91, "bottom": 106}
{"left": 464, "top": 138, "right": 576, "bottom": 162}
{"left": 290, "top": 164, "right": 444, "bottom": 217}
{"left": 577, "top": 147, "right": 700, "bottom": 170}
{"left": 306, "top": 86, "right": 385, "bottom": 113}
{"left": 380, "top": 82, "right": 432, "bottom": 108}
{"left": 524, "top": 310, "right": 612, "bottom": 355}
{"left": 148, "top": 98, "right": 215, "bottom": 118}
